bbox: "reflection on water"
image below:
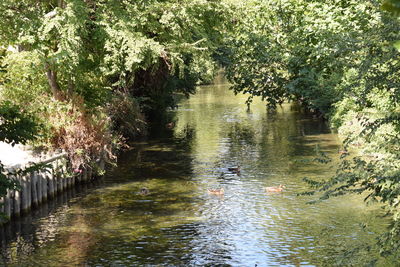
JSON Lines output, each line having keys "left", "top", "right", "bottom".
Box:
{"left": 0, "top": 75, "right": 394, "bottom": 266}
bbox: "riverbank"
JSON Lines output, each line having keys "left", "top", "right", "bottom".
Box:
{"left": 0, "top": 143, "right": 106, "bottom": 224}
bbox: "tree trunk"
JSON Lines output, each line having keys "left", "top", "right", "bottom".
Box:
{"left": 67, "top": 79, "right": 75, "bottom": 98}
{"left": 45, "top": 62, "right": 65, "bottom": 101}
{"left": 58, "top": 0, "right": 66, "bottom": 8}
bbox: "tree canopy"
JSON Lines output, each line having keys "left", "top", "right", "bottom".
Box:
{"left": 0, "top": 0, "right": 229, "bottom": 166}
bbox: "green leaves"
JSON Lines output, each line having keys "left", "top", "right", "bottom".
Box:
{"left": 0, "top": 0, "right": 229, "bottom": 116}
{"left": 0, "top": 0, "right": 230, "bottom": 158}
{"left": 0, "top": 101, "right": 39, "bottom": 146}
{"left": 393, "top": 40, "right": 400, "bottom": 50}
{"left": 383, "top": 0, "right": 400, "bottom": 15}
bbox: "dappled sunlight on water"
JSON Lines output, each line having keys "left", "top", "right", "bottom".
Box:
{"left": 1, "top": 75, "right": 394, "bottom": 266}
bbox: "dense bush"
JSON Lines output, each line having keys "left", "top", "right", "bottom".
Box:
{"left": 0, "top": 101, "right": 40, "bottom": 146}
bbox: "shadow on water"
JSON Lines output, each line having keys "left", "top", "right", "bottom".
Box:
{"left": 107, "top": 125, "right": 196, "bottom": 185}
{"left": 0, "top": 181, "right": 103, "bottom": 266}
{"left": 0, "top": 74, "right": 395, "bottom": 266}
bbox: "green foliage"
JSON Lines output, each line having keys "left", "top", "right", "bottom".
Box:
{"left": 98, "top": 0, "right": 228, "bottom": 113}
{"left": 0, "top": 0, "right": 228, "bottom": 107}
{"left": 0, "top": 101, "right": 39, "bottom": 146}
{"left": 383, "top": 0, "right": 400, "bottom": 15}
{"left": 0, "top": 163, "right": 19, "bottom": 199}
{"left": 0, "top": 0, "right": 230, "bottom": 167}
{"left": 383, "top": 0, "right": 400, "bottom": 51}
{"left": 221, "top": 2, "right": 290, "bottom": 107}
{"left": 222, "top": 0, "right": 400, "bottom": 113}
{"left": 0, "top": 51, "right": 49, "bottom": 106}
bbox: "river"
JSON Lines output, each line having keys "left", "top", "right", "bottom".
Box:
{"left": 0, "top": 75, "right": 393, "bottom": 266}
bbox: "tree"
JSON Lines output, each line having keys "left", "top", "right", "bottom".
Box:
{"left": 0, "top": 0, "right": 230, "bottom": 167}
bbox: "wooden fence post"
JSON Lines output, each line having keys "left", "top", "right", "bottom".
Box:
{"left": 13, "top": 175, "right": 21, "bottom": 217}
{"left": 37, "top": 172, "right": 42, "bottom": 205}
{"left": 67, "top": 177, "right": 72, "bottom": 188}
{"left": 99, "top": 154, "right": 105, "bottom": 172}
{"left": 55, "top": 159, "right": 62, "bottom": 194}
{"left": 31, "top": 172, "right": 38, "bottom": 208}
{"left": 42, "top": 172, "right": 48, "bottom": 203}
{"left": 57, "top": 175, "right": 62, "bottom": 194}
{"left": 63, "top": 177, "right": 67, "bottom": 191}
{"left": 0, "top": 197, "right": 4, "bottom": 215}
{"left": 82, "top": 167, "right": 88, "bottom": 182}
{"left": 48, "top": 169, "right": 55, "bottom": 199}
{"left": 21, "top": 174, "right": 29, "bottom": 213}
{"left": 26, "top": 174, "right": 31, "bottom": 212}
{"left": 52, "top": 164, "right": 58, "bottom": 196}
{"left": 87, "top": 166, "right": 93, "bottom": 181}
{"left": 4, "top": 190, "right": 11, "bottom": 218}
{"left": 0, "top": 151, "right": 104, "bottom": 223}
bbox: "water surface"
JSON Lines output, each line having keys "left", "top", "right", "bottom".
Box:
{"left": 0, "top": 76, "right": 392, "bottom": 266}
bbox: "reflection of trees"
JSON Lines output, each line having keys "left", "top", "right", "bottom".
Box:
{"left": 58, "top": 127, "right": 202, "bottom": 265}
{"left": 116, "top": 124, "right": 196, "bottom": 182}
{"left": 63, "top": 207, "right": 97, "bottom": 266}
{"left": 83, "top": 222, "right": 230, "bottom": 266}
{"left": 227, "top": 122, "right": 257, "bottom": 147}
{"left": 258, "top": 204, "right": 381, "bottom": 266}
{"left": 255, "top": 104, "right": 338, "bottom": 177}
{"left": 0, "top": 183, "right": 100, "bottom": 266}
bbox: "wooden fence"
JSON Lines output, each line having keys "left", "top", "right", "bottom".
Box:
{"left": 0, "top": 153, "right": 105, "bottom": 223}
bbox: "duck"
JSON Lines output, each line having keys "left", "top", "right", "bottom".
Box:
{"left": 265, "top": 184, "right": 285, "bottom": 192}
{"left": 139, "top": 187, "right": 149, "bottom": 195}
{"left": 207, "top": 188, "right": 224, "bottom": 195}
{"left": 227, "top": 166, "right": 240, "bottom": 174}
{"left": 166, "top": 122, "right": 175, "bottom": 129}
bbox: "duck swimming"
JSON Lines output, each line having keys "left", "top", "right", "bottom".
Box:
{"left": 139, "top": 187, "right": 149, "bottom": 195}
{"left": 265, "top": 184, "right": 285, "bottom": 192}
{"left": 207, "top": 188, "right": 224, "bottom": 195}
{"left": 227, "top": 166, "right": 240, "bottom": 174}
{"left": 166, "top": 122, "right": 175, "bottom": 129}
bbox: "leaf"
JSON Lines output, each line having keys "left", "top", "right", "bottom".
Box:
{"left": 382, "top": 0, "right": 400, "bottom": 15}
{"left": 394, "top": 40, "right": 400, "bottom": 51}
